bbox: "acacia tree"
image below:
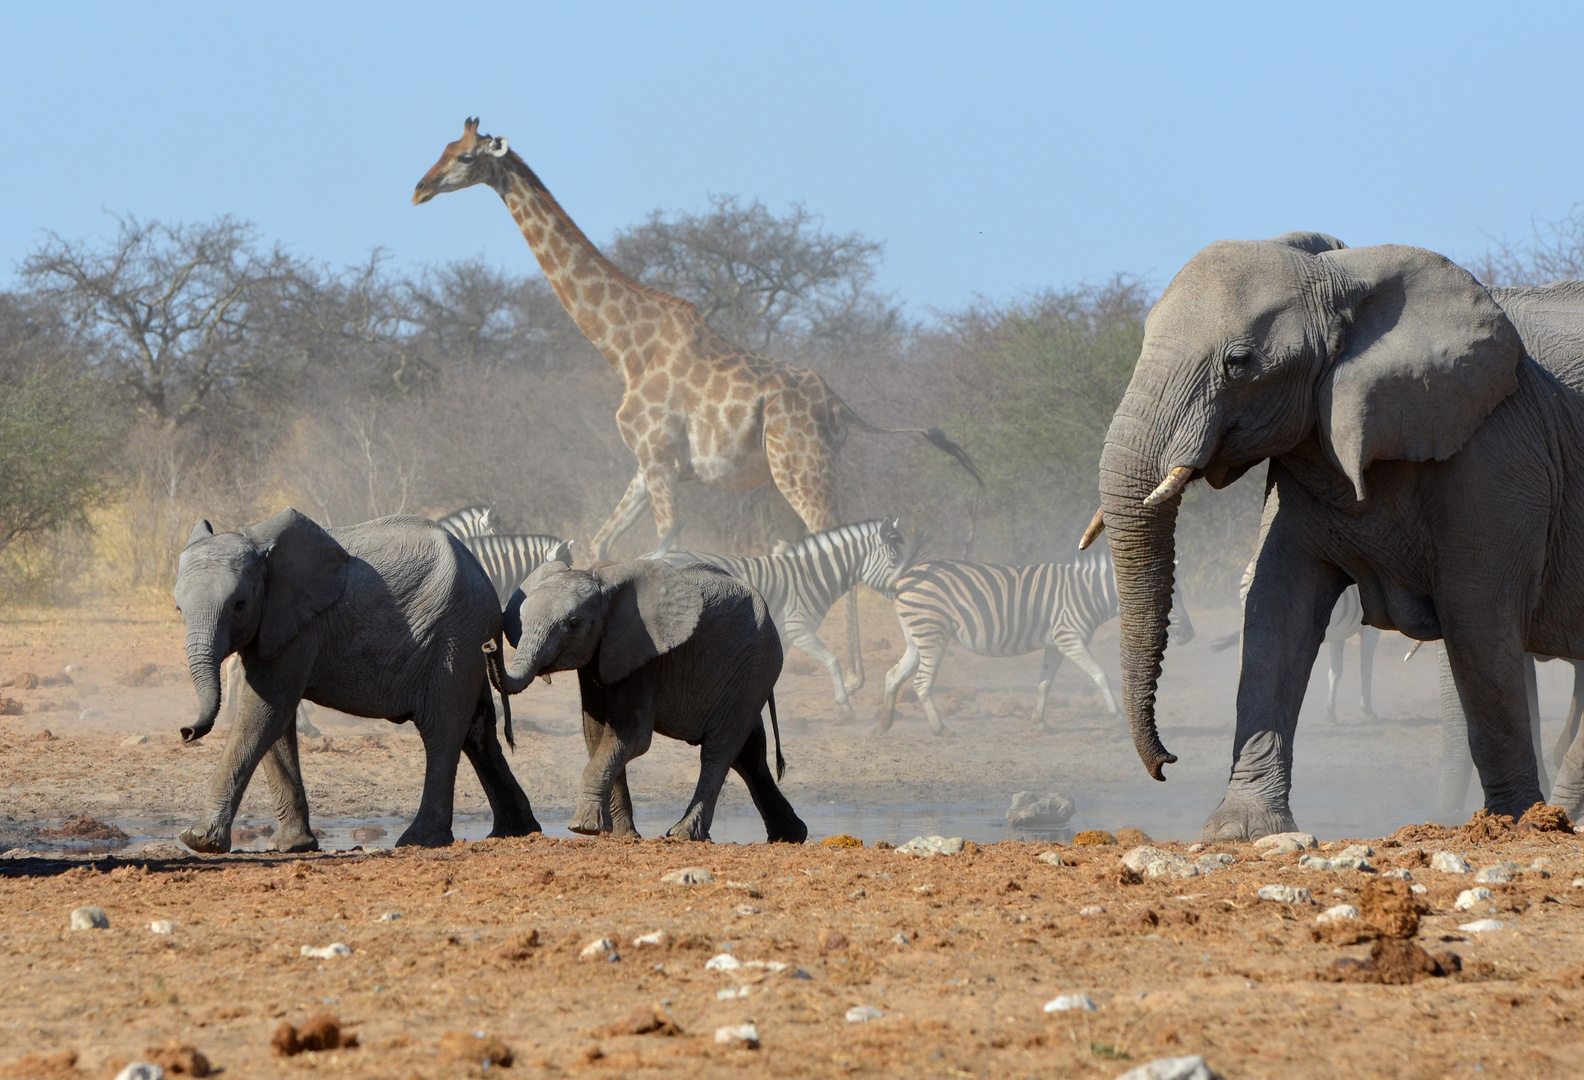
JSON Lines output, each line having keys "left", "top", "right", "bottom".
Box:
{"left": 1473, "top": 204, "right": 1584, "bottom": 286}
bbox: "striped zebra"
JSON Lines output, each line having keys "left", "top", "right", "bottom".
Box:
{"left": 434, "top": 505, "right": 495, "bottom": 540}
{"left": 460, "top": 533, "right": 574, "bottom": 605}
{"left": 879, "top": 547, "right": 1194, "bottom": 736}
{"left": 653, "top": 519, "right": 912, "bottom": 720}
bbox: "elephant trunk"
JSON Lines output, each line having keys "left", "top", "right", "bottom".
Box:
{"left": 1099, "top": 390, "right": 1186, "bottom": 782}
{"left": 496, "top": 626, "right": 553, "bottom": 696}
{"left": 182, "top": 615, "right": 229, "bottom": 743}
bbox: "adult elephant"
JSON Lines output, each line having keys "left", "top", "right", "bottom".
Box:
{"left": 1086, "top": 230, "right": 1584, "bottom": 839}
{"left": 174, "top": 508, "right": 540, "bottom": 851}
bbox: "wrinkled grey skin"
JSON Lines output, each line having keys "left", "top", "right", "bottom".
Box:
{"left": 173, "top": 508, "right": 539, "bottom": 851}
{"left": 1433, "top": 646, "right": 1584, "bottom": 822}
{"left": 496, "top": 559, "right": 806, "bottom": 843}
{"left": 1096, "top": 230, "right": 1584, "bottom": 840}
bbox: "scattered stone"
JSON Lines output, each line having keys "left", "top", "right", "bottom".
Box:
{"left": 42, "top": 815, "right": 128, "bottom": 842}
{"left": 1381, "top": 868, "right": 1413, "bottom": 881}
{"left": 632, "top": 930, "right": 671, "bottom": 947}
{"left": 717, "top": 986, "right": 750, "bottom": 1000}
{"left": 0, "top": 849, "right": 38, "bottom": 859}
{"left": 705, "top": 953, "right": 744, "bottom": 971}
{"left": 70, "top": 906, "right": 109, "bottom": 930}
{"left": 1005, "top": 791, "right": 1076, "bottom": 828}
{"left": 350, "top": 826, "right": 386, "bottom": 842}
{"left": 1458, "top": 918, "right": 1506, "bottom": 932}
{"left": 1518, "top": 802, "right": 1572, "bottom": 832}
{"left": 580, "top": 938, "right": 616, "bottom": 959}
{"left": 121, "top": 734, "right": 149, "bottom": 747}
{"left": 1359, "top": 879, "right": 1425, "bottom": 938}
{"left": 1114, "top": 1055, "right": 1218, "bottom": 1080}
{"left": 849, "top": 888, "right": 866, "bottom": 898}
{"left": 299, "top": 943, "right": 352, "bottom": 959}
{"left": 1257, "top": 885, "right": 1312, "bottom": 904}
{"left": 1253, "top": 832, "right": 1318, "bottom": 855}
{"left": 896, "top": 835, "right": 965, "bottom": 857}
{"left": 725, "top": 879, "right": 763, "bottom": 898}
{"left": 113, "top": 1065, "right": 164, "bottom": 1080}
{"left": 845, "top": 1005, "right": 885, "bottom": 1023}
{"left": 1430, "top": 851, "right": 1472, "bottom": 874}
{"left": 1042, "top": 993, "right": 1097, "bottom": 1012}
{"left": 1073, "top": 830, "right": 1116, "bottom": 846}
{"left": 606, "top": 1008, "right": 681, "bottom": 1036}
{"left": 436, "top": 1031, "right": 511, "bottom": 1067}
{"left": 817, "top": 929, "right": 848, "bottom": 950}
{"left": 713, "top": 1023, "right": 759, "bottom": 1048}
{"left": 1572, "top": 878, "right": 1584, "bottom": 889}
{"left": 132, "top": 841, "right": 191, "bottom": 859}
{"left": 1336, "top": 843, "right": 1375, "bottom": 858}
{"left": 735, "top": 905, "right": 761, "bottom": 916}
{"left": 1411, "top": 884, "right": 1428, "bottom": 895}
{"left": 0, "top": 698, "right": 24, "bottom": 716}
{"left": 1079, "top": 905, "right": 1107, "bottom": 916}
{"left": 150, "top": 920, "right": 176, "bottom": 935}
{"left": 6, "top": 672, "right": 38, "bottom": 689}
{"left": 1474, "top": 861, "right": 1517, "bottom": 884}
{"left": 272, "top": 1013, "right": 357, "bottom": 1056}
{"left": 32, "top": 728, "right": 55, "bottom": 740}
{"left": 143, "top": 1041, "right": 212, "bottom": 1076}
{"left": 1454, "top": 887, "right": 1495, "bottom": 911}
{"left": 660, "top": 867, "right": 714, "bottom": 885}
{"left": 377, "top": 912, "right": 403, "bottom": 922}
{"left": 1036, "top": 851, "right": 1067, "bottom": 866}
{"left": 1316, "top": 904, "right": 1360, "bottom": 924}
{"left": 819, "top": 834, "right": 862, "bottom": 848}
{"left": 1186, "top": 843, "right": 1206, "bottom": 854}
{"left": 891, "top": 931, "right": 912, "bottom": 946}
{"left": 1121, "top": 846, "right": 1199, "bottom": 879}
{"left": 1196, "top": 853, "right": 1237, "bottom": 870}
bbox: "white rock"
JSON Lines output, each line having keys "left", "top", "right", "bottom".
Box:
{"left": 1316, "top": 904, "right": 1359, "bottom": 924}
{"left": 1454, "top": 887, "right": 1494, "bottom": 911}
{"left": 120, "top": 734, "right": 149, "bottom": 746}
{"left": 1036, "top": 851, "right": 1067, "bottom": 866}
{"left": 1571, "top": 877, "right": 1584, "bottom": 888}
{"left": 1114, "top": 1055, "right": 1216, "bottom": 1080}
{"left": 149, "top": 920, "right": 176, "bottom": 935}
{"left": 1474, "top": 862, "right": 1516, "bottom": 884}
{"left": 1253, "top": 832, "right": 1318, "bottom": 854}
{"left": 64, "top": 664, "right": 85, "bottom": 673}
{"left": 660, "top": 867, "right": 715, "bottom": 885}
{"left": 1186, "top": 843, "right": 1206, "bottom": 854}
{"left": 1121, "top": 846, "right": 1199, "bottom": 879}
{"left": 114, "top": 1065, "right": 165, "bottom": 1080}
{"left": 70, "top": 906, "right": 109, "bottom": 930}
{"left": 579, "top": 938, "right": 615, "bottom": 959}
{"left": 1, "top": 848, "right": 38, "bottom": 859}
{"left": 1458, "top": 918, "right": 1506, "bottom": 932}
{"left": 1079, "top": 905, "right": 1106, "bottom": 917}
{"left": 1381, "top": 868, "right": 1413, "bottom": 881}
{"left": 705, "top": 952, "right": 744, "bottom": 971}
{"left": 717, "top": 986, "right": 750, "bottom": 1000}
{"left": 1196, "top": 853, "right": 1236, "bottom": 870}
{"left": 300, "top": 942, "right": 352, "bottom": 958}
{"left": 377, "top": 912, "right": 402, "bottom": 922}
{"left": 1043, "top": 993, "right": 1097, "bottom": 1012}
{"left": 1256, "top": 885, "right": 1313, "bottom": 904}
{"left": 896, "top": 835, "right": 966, "bottom": 857}
{"left": 714, "top": 1022, "right": 759, "bottom": 1048}
{"left": 845, "top": 1005, "right": 885, "bottom": 1023}
{"left": 891, "top": 931, "right": 911, "bottom": 946}
{"left": 1411, "top": 884, "right": 1428, "bottom": 895}
{"left": 1430, "top": 851, "right": 1472, "bottom": 874}
{"left": 1297, "top": 854, "right": 1334, "bottom": 872}
{"left": 735, "top": 905, "right": 761, "bottom": 916}
{"left": 1006, "top": 791, "right": 1076, "bottom": 827}
{"left": 633, "top": 930, "right": 671, "bottom": 947}
{"left": 1336, "top": 844, "right": 1374, "bottom": 858}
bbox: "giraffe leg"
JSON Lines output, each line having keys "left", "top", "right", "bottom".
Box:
{"left": 592, "top": 471, "right": 651, "bottom": 561}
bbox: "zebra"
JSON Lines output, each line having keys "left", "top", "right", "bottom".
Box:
{"left": 878, "top": 546, "right": 1194, "bottom": 736}
{"left": 459, "top": 533, "right": 574, "bottom": 605}
{"left": 434, "top": 505, "right": 495, "bottom": 540}
{"left": 1212, "top": 556, "right": 1379, "bottom": 721}
{"left": 651, "top": 519, "right": 913, "bottom": 720}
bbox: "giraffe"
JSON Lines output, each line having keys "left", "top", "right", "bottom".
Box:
{"left": 414, "top": 118, "right": 981, "bottom": 700}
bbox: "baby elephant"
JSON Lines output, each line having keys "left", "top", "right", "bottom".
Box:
{"left": 494, "top": 559, "right": 806, "bottom": 843}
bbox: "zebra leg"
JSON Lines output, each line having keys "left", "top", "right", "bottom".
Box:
{"left": 1326, "top": 638, "right": 1344, "bottom": 721}
{"left": 843, "top": 589, "right": 865, "bottom": 694}
{"left": 1357, "top": 626, "right": 1380, "bottom": 720}
{"left": 911, "top": 641, "right": 952, "bottom": 737}
{"left": 785, "top": 619, "right": 855, "bottom": 722}
{"left": 590, "top": 470, "right": 651, "bottom": 562}
{"left": 1033, "top": 647, "right": 1065, "bottom": 731}
{"left": 878, "top": 638, "right": 920, "bottom": 733}
{"left": 1056, "top": 636, "right": 1118, "bottom": 715}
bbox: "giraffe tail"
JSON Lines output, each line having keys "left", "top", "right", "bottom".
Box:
{"left": 838, "top": 402, "right": 984, "bottom": 487}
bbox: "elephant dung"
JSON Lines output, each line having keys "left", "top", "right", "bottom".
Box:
{"left": 1072, "top": 830, "right": 1116, "bottom": 846}
{"left": 1358, "top": 879, "right": 1426, "bottom": 938}
{"left": 70, "top": 906, "right": 109, "bottom": 930}
{"left": 437, "top": 1031, "right": 513, "bottom": 1067}
{"left": 660, "top": 867, "right": 715, "bottom": 885}
{"left": 1004, "top": 791, "right": 1076, "bottom": 828}
{"left": 819, "top": 834, "right": 863, "bottom": 848}
{"left": 1120, "top": 846, "right": 1199, "bottom": 879}
{"left": 141, "top": 1041, "right": 213, "bottom": 1077}
{"left": 272, "top": 1014, "right": 356, "bottom": 1056}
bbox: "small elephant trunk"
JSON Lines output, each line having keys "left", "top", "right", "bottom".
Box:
{"left": 496, "top": 628, "right": 553, "bottom": 697}
{"left": 182, "top": 618, "right": 228, "bottom": 743}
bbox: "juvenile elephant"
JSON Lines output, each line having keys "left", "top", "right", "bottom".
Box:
{"left": 1087, "top": 230, "right": 1584, "bottom": 839}
{"left": 174, "top": 508, "right": 540, "bottom": 851}
{"left": 493, "top": 559, "right": 806, "bottom": 843}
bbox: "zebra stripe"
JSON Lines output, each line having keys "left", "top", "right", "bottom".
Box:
{"left": 658, "top": 519, "right": 910, "bottom": 716}
{"left": 461, "top": 533, "right": 573, "bottom": 605}
{"left": 435, "top": 505, "right": 495, "bottom": 540}
{"left": 879, "top": 547, "right": 1193, "bottom": 735}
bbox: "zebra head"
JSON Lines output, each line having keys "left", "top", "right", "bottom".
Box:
{"left": 858, "top": 518, "right": 910, "bottom": 596}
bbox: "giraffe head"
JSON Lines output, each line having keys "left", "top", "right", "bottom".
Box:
{"left": 413, "top": 117, "right": 512, "bottom": 205}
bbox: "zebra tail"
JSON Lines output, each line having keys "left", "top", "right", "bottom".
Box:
{"left": 1209, "top": 631, "right": 1240, "bottom": 654}
{"left": 486, "top": 634, "right": 515, "bottom": 750}
{"left": 768, "top": 690, "right": 786, "bottom": 781}
{"left": 837, "top": 400, "right": 984, "bottom": 488}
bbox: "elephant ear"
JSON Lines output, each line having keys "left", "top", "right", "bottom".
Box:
{"left": 243, "top": 508, "right": 350, "bottom": 659}
{"left": 593, "top": 559, "right": 704, "bottom": 685}
{"left": 1315, "top": 244, "right": 1526, "bottom": 501}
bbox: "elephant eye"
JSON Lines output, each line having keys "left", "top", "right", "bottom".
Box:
{"left": 1223, "top": 349, "right": 1255, "bottom": 379}
{"left": 234, "top": 599, "right": 247, "bottom": 612}
{"left": 566, "top": 616, "right": 581, "bottom": 628}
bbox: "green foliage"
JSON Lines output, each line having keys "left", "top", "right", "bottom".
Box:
{"left": 0, "top": 367, "right": 115, "bottom": 553}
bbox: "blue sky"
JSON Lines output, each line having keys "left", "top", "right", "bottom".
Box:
{"left": 3, "top": 3, "right": 1581, "bottom": 317}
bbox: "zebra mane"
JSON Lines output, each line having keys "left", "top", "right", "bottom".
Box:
{"left": 775, "top": 519, "right": 895, "bottom": 558}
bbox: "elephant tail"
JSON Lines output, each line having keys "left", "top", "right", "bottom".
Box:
{"left": 485, "top": 633, "right": 515, "bottom": 750}
{"left": 768, "top": 690, "right": 786, "bottom": 781}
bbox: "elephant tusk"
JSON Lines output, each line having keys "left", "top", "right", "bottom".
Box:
{"left": 1078, "top": 508, "right": 1105, "bottom": 550}
{"left": 1143, "top": 466, "right": 1194, "bottom": 507}
{"left": 1403, "top": 640, "right": 1423, "bottom": 661}
{"left": 540, "top": 673, "right": 552, "bottom": 686}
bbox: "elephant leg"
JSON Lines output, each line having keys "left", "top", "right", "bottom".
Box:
{"left": 570, "top": 680, "right": 652, "bottom": 836}
{"left": 669, "top": 737, "right": 739, "bottom": 842}
{"left": 1357, "top": 627, "right": 1380, "bottom": 720}
{"left": 731, "top": 716, "right": 807, "bottom": 843}
{"left": 1032, "top": 647, "right": 1064, "bottom": 731}
{"left": 842, "top": 589, "right": 865, "bottom": 694}
{"left": 1325, "top": 638, "right": 1344, "bottom": 721}
{"left": 784, "top": 617, "right": 854, "bottom": 721}
{"left": 180, "top": 684, "right": 296, "bottom": 854}
{"left": 1433, "top": 643, "right": 1476, "bottom": 825}
{"left": 1552, "top": 660, "right": 1584, "bottom": 776}
{"left": 1199, "top": 529, "right": 1347, "bottom": 842}
{"left": 1526, "top": 654, "right": 1549, "bottom": 798}
{"left": 1054, "top": 633, "right": 1117, "bottom": 716}
{"left": 591, "top": 470, "right": 651, "bottom": 562}
{"left": 1441, "top": 621, "right": 1543, "bottom": 820}
{"left": 461, "top": 687, "right": 541, "bottom": 838}
{"left": 397, "top": 684, "right": 477, "bottom": 847}
{"left": 609, "top": 767, "right": 639, "bottom": 838}
{"left": 258, "top": 721, "right": 318, "bottom": 852}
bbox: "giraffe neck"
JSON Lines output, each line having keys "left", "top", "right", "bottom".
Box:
{"left": 491, "top": 160, "right": 694, "bottom": 386}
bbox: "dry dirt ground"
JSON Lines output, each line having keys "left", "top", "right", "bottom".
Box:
{"left": 3, "top": 594, "right": 1584, "bottom": 1076}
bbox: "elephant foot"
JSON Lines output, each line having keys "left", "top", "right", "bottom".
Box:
{"left": 269, "top": 828, "right": 320, "bottom": 854}
{"left": 178, "top": 824, "right": 231, "bottom": 855}
{"left": 394, "top": 821, "right": 455, "bottom": 848}
{"left": 1197, "top": 794, "right": 1297, "bottom": 843}
{"left": 766, "top": 815, "right": 808, "bottom": 844}
{"left": 665, "top": 818, "right": 711, "bottom": 842}
{"left": 487, "top": 815, "right": 544, "bottom": 839}
{"left": 569, "top": 799, "right": 612, "bottom": 837}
